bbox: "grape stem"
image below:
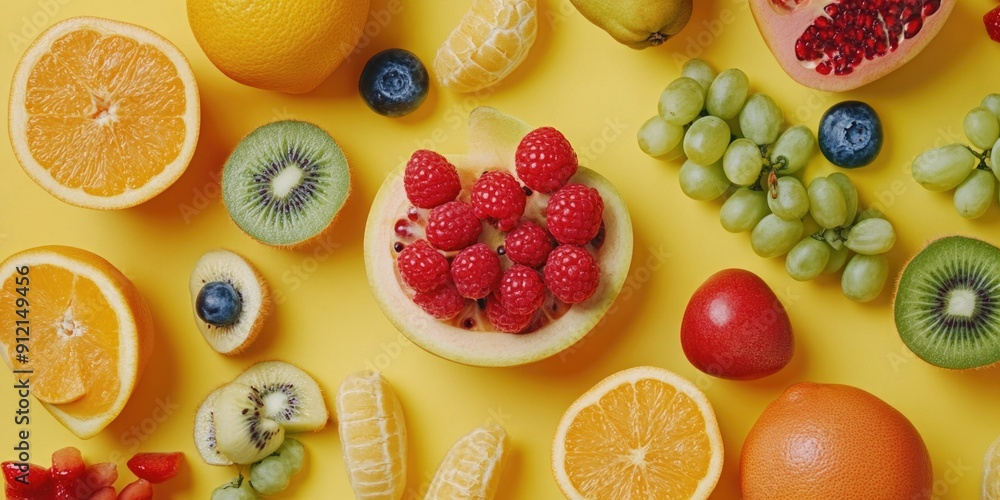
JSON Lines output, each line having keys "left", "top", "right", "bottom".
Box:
{"left": 964, "top": 145, "right": 993, "bottom": 171}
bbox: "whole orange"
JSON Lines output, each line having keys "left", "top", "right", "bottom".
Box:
{"left": 740, "top": 382, "right": 933, "bottom": 500}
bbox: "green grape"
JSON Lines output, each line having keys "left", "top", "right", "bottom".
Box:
{"left": 637, "top": 115, "right": 684, "bottom": 157}
{"left": 658, "top": 77, "right": 706, "bottom": 126}
{"left": 684, "top": 116, "right": 731, "bottom": 165}
{"left": 212, "top": 476, "right": 258, "bottom": 500}
{"left": 769, "top": 125, "right": 816, "bottom": 175}
{"left": 911, "top": 144, "right": 977, "bottom": 191}
{"left": 841, "top": 254, "right": 889, "bottom": 303}
{"left": 250, "top": 456, "right": 292, "bottom": 496}
{"left": 822, "top": 228, "right": 844, "bottom": 250}
{"left": 661, "top": 136, "right": 687, "bottom": 161}
{"left": 963, "top": 107, "right": 1000, "bottom": 150}
{"left": 823, "top": 245, "right": 851, "bottom": 274}
{"left": 739, "top": 93, "right": 783, "bottom": 146}
{"left": 726, "top": 115, "right": 743, "bottom": 139}
{"left": 681, "top": 58, "right": 716, "bottom": 92}
{"left": 982, "top": 94, "right": 1000, "bottom": 120}
{"left": 992, "top": 137, "right": 1000, "bottom": 180}
{"left": 705, "top": 68, "right": 749, "bottom": 120}
{"left": 954, "top": 169, "right": 996, "bottom": 219}
{"left": 750, "top": 214, "right": 804, "bottom": 258}
{"left": 720, "top": 187, "right": 770, "bottom": 233}
{"left": 826, "top": 172, "right": 859, "bottom": 224}
{"left": 722, "top": 138, "right": 763, "bottom": 186}
{"left": 785, "top": 237, "right": 831, "bottom": 281}
{"left": 845, "top": 218, "right": 896, "bottom": 255}
{"left": 807, "top": 177, "right": 848, "bottom": 229}
{"left": 853, "top": 207, "right": 885, "bottom": 225}
{"left": 679, "top": 159, "right": 730, "bottom": 201}
{"left": 276, "top": 437, "right": 305, "bottom": 474}
{"left": 767, "top": 176, "right": 809, "bottom": 221}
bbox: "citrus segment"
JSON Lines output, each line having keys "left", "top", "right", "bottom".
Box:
{"left": 552, "top": 366, "right": 723, "bottom": 500}
{"left": 434, "top": 0, "right": 538, "bottom": 92}
{"left": 425, "top": 424, "right": 509, "bottom": 500}
{"left": 983, "top": 435, "right": 1000, "bottom": 500}
{"left": 8, "top": 17, "right": 199, "bottom": 209}
{"left": 0, "top": 246, "right": 153, "bottom": 439}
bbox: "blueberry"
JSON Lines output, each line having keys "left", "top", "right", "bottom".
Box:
{"left": 359, "top": 48, "right": 429, "bottom": 117}
{"left": 818, "top": 101, "right": 883, "bottom": 168}
{"left": 196, "top": 281, "right": 241, "bottom": 327}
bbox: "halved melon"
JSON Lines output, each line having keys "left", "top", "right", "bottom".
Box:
{"left": 364, "top": 107, "right": 633, "bottom": 367}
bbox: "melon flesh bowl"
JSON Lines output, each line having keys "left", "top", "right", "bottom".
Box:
{"left": 749, "top": 0, "right": 954, "bottom": 92}
{"left": 364, "top": 107, "right": 633, "bottom": 367}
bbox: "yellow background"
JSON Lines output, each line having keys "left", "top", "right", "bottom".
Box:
{"left": 2, "top": 0, "right": 1000, "bottom": 498}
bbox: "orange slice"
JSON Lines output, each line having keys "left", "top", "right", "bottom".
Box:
{"left": 8, "top": 16, "right": 200, "bottom": 210}
{"left": 552, "top": 366, "right": 723, "bottom": 499}
{"left": 0, "top": 246, "right": 153, "bottom": 439}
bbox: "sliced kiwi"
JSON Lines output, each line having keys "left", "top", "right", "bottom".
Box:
{"left": 222, "top": 120, "right": 351, "bottom": 247}
{"left": 189, "top": 249, "right": 271, "bottom": 355}
{"left": 232, "top": 360, "right": 329, "bottom": 432}
{"left": 894, "top": 236, "right": 1000, "bottom": 369}
{"left": 193, "top": 385, "right": 233, "bottom": 466}
{"left": 212, "top": 382, "right": 287, "bottom": 464}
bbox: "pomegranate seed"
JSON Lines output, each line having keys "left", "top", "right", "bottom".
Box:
{"left": 407, "top": 207, "right": 419, "bottom": 221}
{"left": 394, "top": 219, "right": 410, "bottom": 236}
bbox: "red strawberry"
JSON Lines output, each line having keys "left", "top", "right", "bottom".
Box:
{"left": 426, "top": 201, "right": 482, "bottom": 251}
{"left": 127, "top": 452, "right": 182, "bottom": 484}
{"left": 88, "top": 486, "right": 118, "bottom": 500}
{"left": 413, "top": 282, "right": 469, "bottom": 320}
{"left": 397, "top": 240, "right": 450, "bottom": 293}
{"left": 2, "top": 461, "right": 51, "bottom": 495}
{"left": 51, "top": 447, "right": 85, "bottom": 499}
{"left": 403, "top": 150, "right": 461, "bottom": 208}
{"left": 985, "top": 6, "right": 1000, "bottom": 42}
{"left": 545, "top": 183, "right": 604, "bottom": 245}
{"left": 504, "top": 221, "right": 555, "bottom": 268}
{"left": 118, "top": 479, "right": 153, "bottom": 500}
{"left": 486, "top": 295, "right": 535, "bottom": 333}
{"left": 515, "top": 127, "right": 578, "bottom": 193}
{"left": 470, "top": 171, "right": 526, "bottom": 231}
{"left": 450, "top": 243, "right": 502, "bottom": 299}
{"left": 543, "top": 245, "right": 601, "bottom": 303}
{"left": 496, "top": 264, "right": 546, "bottom": 316}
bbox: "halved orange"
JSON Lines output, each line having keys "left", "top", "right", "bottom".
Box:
{"left": 8, "top": 17, "right": 200, "bottom": 210}
{"left": 0, "top": 246, "right": 154, "bottom": 439}
{"left": 552, "top": 366, "right": 724, "bottom": 499}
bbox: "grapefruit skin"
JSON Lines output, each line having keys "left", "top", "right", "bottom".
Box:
{"left": 741, "top": 382, "right": 933, "bottom": 499}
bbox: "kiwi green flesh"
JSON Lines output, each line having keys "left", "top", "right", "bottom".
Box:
{"left": 233, "top": 361, "right": 329, "bottom": 433}
{"left": 189, "top": 249, "right": 270, "bottom": 355}
{"left": 363, "top": 107, "right": 634, "bottom": 367}
{"left": 894, "top": 236, "right": 1000, "bottom": 369}
{"left": 223, "top": 120, "right": 350, "bottom": 246}
{"left": 212, "top": 382, "right": 286, "bottom": 465}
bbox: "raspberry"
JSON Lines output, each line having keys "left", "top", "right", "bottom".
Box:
{"left": 543, "top": 245, "right": 600, "bottom": 303}
{"left": 450, "top": 243, "right": 502, "bottom": 299}
{"left": 546, "top": 183, "right": 604, "bottom": 245}
{"left": 470, "top": 171, "right": 526, "bottom": 231}
{"left": 496, "top": 264, "right": 546, "bottom": 315}
{"left": 515, "top": 127, "right": 578, "bottom": 193}
{"left": 413, "top": 282, "right": 468, "bottom": 320}
{"left": 486, "top": 295, "right": 534, "bottom": 333}
{"left": 404, "top": 150, "right": 461, "bottom": 208}
{"left": 504, "top": 221, "right": 555, "bottom": 268}
{"left": 986, "top": 6, "right": 1000, "bottom": 43}
{"left": 397, "top": 240, "right": 449, "bottom": 293}
{"left": 426, "top": 201, "right": 482, "bottom": 251}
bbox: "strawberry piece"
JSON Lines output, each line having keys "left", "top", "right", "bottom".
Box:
{"left": 413, "top": 282, "right": 469, "bottom": 320}
{"left": 470, "top": 171, "right": 526, "bottom": 231}
{"left": 426, "top": 201, "right": 482, "bottom": 251}
{"left": 126, "top": 452, "right": 182, "bottom": 484}
{"left": 486, "top": 295, "right": 535, "bottom": 333}
{"left": 543, "top": 245, "right": 601, "bottom": 303}
{"left": 397, "top": 240, "right": 450, "bottom": 293}
{"left": 515, "top": 127, "right": 578, "bottom": 193}
{"left": 545, "top": 183, "right": 604, "bottom": 245}
{"left": 51, "top": 447, "right": 85, "bottom": 500}
{"left": 80, "top": 462, "right": 118, "bottom": 494}
{"left": 118, "top": 478, "right": 153, "bottom": 500}
{"left": 496, "top": 264, "right": 546, "bottom": 316}
{"left": 87, "top": 486, "right": 118, "bottom": 500}
{"left": 986, "top": 6, "right": 1000, "bottom": 42}
{"left": 504, "top": 221, "right": 555, "bottom": 268}
{"left": 450, "top": 243, "right": 502, "bottom": 299}
{"left": 2, "top": 461, "right": 51, "bottom": 495}
{"left": 404, "top": 149, "right": 461, "bottom": 208}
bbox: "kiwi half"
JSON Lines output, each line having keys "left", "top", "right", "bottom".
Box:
{"left": 231, "top": 360, "right": 329, "bottom": 432}
{"left": 222, "top": 120, "right": 350, "bottom": 247}
{"left": 212, "top": 382, "right": 287, "bottom": 464}
{"left": 189, "top": 249, "right": 271, "bottom": 355}
{"left": 193, "top": 385, "right": 233, "bottom": 466}
{"left": 894, "top": 235, "right": 1000, "bottom": 369}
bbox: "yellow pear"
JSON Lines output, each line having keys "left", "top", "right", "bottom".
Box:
{"left": 569, "top": 0, "right": 693, "bottom": 49}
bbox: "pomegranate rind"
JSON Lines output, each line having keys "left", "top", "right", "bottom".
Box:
{"left": 364, "top": 107, "right": 633, "bottom": 367}
{"left": 748, "top": 0, "right": 955, "bottom": 92}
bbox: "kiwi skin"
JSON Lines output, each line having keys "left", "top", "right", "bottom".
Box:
{"left": 892, "top": 235, "right": 1000, "bottom": 370}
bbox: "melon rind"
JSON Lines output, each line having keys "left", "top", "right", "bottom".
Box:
{"left": 364, "top": 107, "right": 633, "bottom": 367}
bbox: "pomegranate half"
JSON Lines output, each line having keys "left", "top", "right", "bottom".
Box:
{"left": 364, "top": 107, "right": 633, "bottom": 367}
{"left": 749, "top": 0, "right": 955, "bottom": 92}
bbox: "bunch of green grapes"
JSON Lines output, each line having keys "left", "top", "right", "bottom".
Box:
{"left": 911, "top": 94, "right": 1000, "bottom": 219}
{"left": 637, "top": 59, "right": 896, "bottom": 302}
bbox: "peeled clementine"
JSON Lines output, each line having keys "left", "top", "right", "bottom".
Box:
{"left": 740, "top": 382, "right": 933, "bottom": 499}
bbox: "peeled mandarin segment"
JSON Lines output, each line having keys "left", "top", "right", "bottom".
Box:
{"left": 434, "top": 0, "right": 538, "bottom": 92}
{"left": 425, "top": 424, "right": 509, "bottom": 500}
{"left": 986, "top": 435, "right": 1000, "bottom": 500}
{"left": 335, "top": 371, "right": 407, "bottom": 500}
